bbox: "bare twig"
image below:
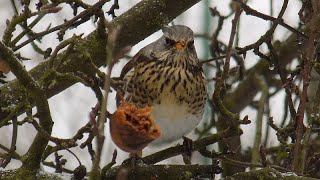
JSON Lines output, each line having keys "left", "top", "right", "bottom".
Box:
{"left": 201, "top": 55, "right": 226, "bottom": 64}
{"left": 48, "top": 35, "right": 82, "bottom": 68}
{"left": 101, "top": 149, "right": 117, "bottom": 175}
{"left": 91, "top": 15, "right": 131, "bottom": 179}
{"left": 213, "top": 5, "right": 244, "bottom": 126}
{"left": 234, "top": 0, "right": 307, "bottom": 40}
{"left": 12, "top": 0, "right": 109, "bottom": 51}
{"left": 291, "top": 0, "right": 319, "bottom": 173}
{"left": 251, "top": 76, "right": 268, "bottom": 165}
{"left": 106, "top": 0, "right": 119, "bottom": 18}
{"left": 10, "top": 6, "right": 62, "bottom": 47}
{"left": 235, "top": 0, "right": 290, "bottom": 57}
{"left": 0, "top": 117, "right": 18, "bottom": 168}
{"left": 0, "top": 102, "right": 24, "bottom": 128}
{"left": 221, "top": 156, "right": 293, "bottom": 173}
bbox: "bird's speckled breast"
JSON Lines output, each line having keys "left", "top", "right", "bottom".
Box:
{"left": 124, "top": 58, "right": 207, "bottom": 145}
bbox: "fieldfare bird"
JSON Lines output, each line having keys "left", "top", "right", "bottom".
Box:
{"left": 120, "top": 25, "right": 207, "bottom": 146}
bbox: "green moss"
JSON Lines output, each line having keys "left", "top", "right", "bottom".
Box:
{"left": 181, "top": 171, "right": 193, "bottom": 179}
{"left": 0, "top": 169, "right": 73, "bottom": 180}
{"left": 226, "top": 168, "right": 319, "bottom": 180}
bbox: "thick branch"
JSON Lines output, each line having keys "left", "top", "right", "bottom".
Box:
{"left": 226, "top": 168, "right": 318, "bottom": 180}
{"left": 104, "top": 164, "right": 221, "bottom": 180}
{"left": 0, "top": 41, "right": 53, "bottom": 171}
{"left": 142, "top": 128, "right": 242, "bottom": 165}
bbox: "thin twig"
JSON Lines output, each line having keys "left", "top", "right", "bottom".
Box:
{"left": 91, "top": 15, "right": 120, "bottom": 180}
{"left": 200, "top": 55, "right": 226, "bottom": 64}
{"left": 49, "top": 35, "right": 82, "bottom": 68}
{"left": 221, "top": 156, "right": 293, "bottom": 173}
{"left": 291, "top": 0, "right": 319, "bottom": 172}
{"left": 234, "top": 0, "right": 307, "bottom": 40}
{"left": 0, "top": 102, "right": 24, "bottom": 128}
{"left": 101, "top": 149, "right": 117, "bottom": 175}
{"left": 212, "top": 5, "right": 244, "bottom": 126}
{"left": 10, "top": 6, "right": 62, "bottom": 47}
{"left": 12, "top": 0, "right": 109, "bottom": 51}
{"left": 251, "top": 76, "right": 268, "bottom": 165}
{"left": 222, "top": 8, "right": 242, "bottom": 80}
{"left": 235, "top": 0, "right": 290, "bottom": 56}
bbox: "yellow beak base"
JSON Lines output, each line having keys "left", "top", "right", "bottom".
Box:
{"left": 175, "top": 42, "right": 185, "bottom": 50}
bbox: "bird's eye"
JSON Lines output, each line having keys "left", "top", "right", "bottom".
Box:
{"left": 165, "top": 37, "right": 174, "bottom": 45}
{"left": 188, "top": 40, "right": 194, "bottom": 48}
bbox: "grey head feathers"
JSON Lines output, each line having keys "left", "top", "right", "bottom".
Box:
{"left": 150, "top": 25, "right": 196, "bottom": 56}
{"left": 162, "top": 25, "right": 194, "bottom": 42}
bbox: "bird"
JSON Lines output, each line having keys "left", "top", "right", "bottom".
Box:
{"left": 119, "top": 25, "right": 207, "bottom": 146}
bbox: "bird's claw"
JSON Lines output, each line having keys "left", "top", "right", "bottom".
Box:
{"left": 182, "top": 136, "right": 194, "bottom": 164}
{"left": 122, "top": 153, "right": 145, "bottom": 167}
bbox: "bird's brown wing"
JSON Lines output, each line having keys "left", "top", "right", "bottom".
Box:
{"left": 120, "top": 41, "right": 155, "bottom": 79}
{"left": 117, "top": 44, "right": 155, "bottom": 106}
{"left": 120, "top": 52, "right": 140, "bottom": 79}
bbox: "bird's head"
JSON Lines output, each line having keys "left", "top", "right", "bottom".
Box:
{"left": 152, "top": 25, "right": 198, "bottom": 66}
{"left": 161, "top": 25, "right": 195, "bottom": 52}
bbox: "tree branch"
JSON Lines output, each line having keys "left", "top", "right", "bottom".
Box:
{"left": 104, "top": 164, "right": 221, "bottom": 179}
{"left": 142, "top": 128, "right": 242, "bottom": 165}
{"left": 0, "top": 41, "right": 53, "bottom": 171}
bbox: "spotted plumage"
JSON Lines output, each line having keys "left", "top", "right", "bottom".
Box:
{"left": 120, "top": 25, "right": 207, "bottom": 145}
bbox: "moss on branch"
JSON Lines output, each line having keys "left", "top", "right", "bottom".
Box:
{"left": 226, "top": 168, "right": 319, "bottom": 180}
{"left": 104, "top": 164, "right": 221, "bottom": 180}
{"left": 0, "top": 41, "right": 53, "bottom": 172}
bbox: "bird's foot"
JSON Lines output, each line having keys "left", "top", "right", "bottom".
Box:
{"left": 122, "top": 152, "right": 145, "bottom": 167}
{"left": 182, "top": 136, "right": 194, "bottom": 164}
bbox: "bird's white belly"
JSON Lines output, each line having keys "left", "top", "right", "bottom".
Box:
{"left": 149, "top": 94, "right": 201, "bottom": 146}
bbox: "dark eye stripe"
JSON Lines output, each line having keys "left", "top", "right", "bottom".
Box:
{"left": 165, "top": 37, "right": 175, "bottom": 46}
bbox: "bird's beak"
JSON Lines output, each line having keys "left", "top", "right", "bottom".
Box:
{"left": 175, "top": 41, "right": 185, "bottom": 50}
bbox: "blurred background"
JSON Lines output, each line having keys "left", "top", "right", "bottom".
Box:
{"left": 0, "top": 0, "right": 302, "bottom": 175}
